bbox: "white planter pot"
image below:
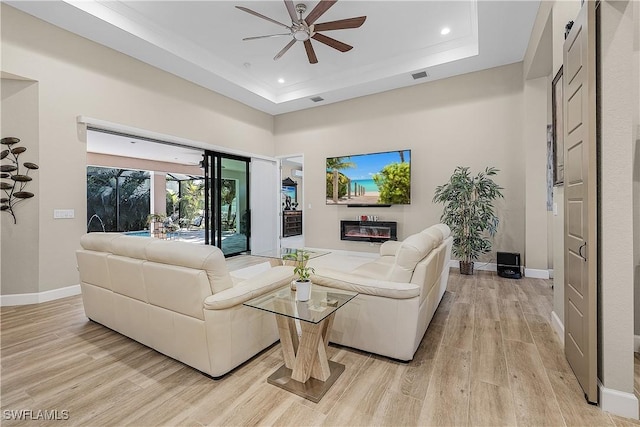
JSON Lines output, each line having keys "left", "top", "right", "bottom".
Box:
{"left": 296, "top": 281, "right": 311, "bottom": 301}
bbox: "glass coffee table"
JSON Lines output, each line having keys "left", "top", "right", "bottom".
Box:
{"left": 244, "top": 285, "right": 357, "bottom": 402}
{"left": 250, "top": 247, "right": 330, "bottom": 266}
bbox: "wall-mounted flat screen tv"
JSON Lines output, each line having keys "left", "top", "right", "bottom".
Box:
{"left": 326, "top": 149, "right": 411, "bottom": 206}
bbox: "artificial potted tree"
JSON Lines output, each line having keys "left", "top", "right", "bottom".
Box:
{"left": 433, "top": 166, "right": 504, "bottom": 275}
{"left": 283, "top": 249, "right": 315, "bottom": 301}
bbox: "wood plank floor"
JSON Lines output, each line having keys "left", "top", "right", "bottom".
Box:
{"left": 2, "top": 258, "right": 638, "bottom": 426}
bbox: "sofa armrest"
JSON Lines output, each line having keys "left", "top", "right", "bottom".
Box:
{"left": 311, "top": 268, "right": 420, "bottom": 299}
{"left": 204, "top": 266, "right": 294, "bottom": 310}
{"left": 379, "top": 240, "right": 402, "bottom": 256}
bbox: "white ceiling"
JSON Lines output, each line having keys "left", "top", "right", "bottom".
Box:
{"left": 7, "top": 0, "right": 540, "bottom": 115}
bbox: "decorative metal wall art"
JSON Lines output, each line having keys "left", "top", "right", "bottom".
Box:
{"left": 1, "top": 137, "right": 39, "bottom": 224}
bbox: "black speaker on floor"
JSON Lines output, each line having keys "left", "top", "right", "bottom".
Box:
{"left": 497, "top": 252, "right": 522, "bottom": 279}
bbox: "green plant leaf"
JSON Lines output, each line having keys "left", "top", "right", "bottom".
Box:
{"left": 433, "top": 166, "right": 503, "bottom": 263}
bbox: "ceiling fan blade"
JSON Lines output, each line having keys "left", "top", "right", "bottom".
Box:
{"left": 313, "top": 16, "right": 366, "bottom": 31}
{"left": 284, "top": 0, "right": 299, "bottom": 23}
{"left": 312, "top": 33, "right": 352, "bottom": 52}
{"left": 243, "top": 33, "right": 291, "bottom": 41}
{"left": 304, "top": 40, "right": 318, "bottom": 64}
{"left": 235, "top": 6, "right": 291, "bottom": 31}
{"left": 274, "top": 39, "right": 297, "bottom": 61}
{"left": 305, "top": 0, "right": 337, "bottom": 25}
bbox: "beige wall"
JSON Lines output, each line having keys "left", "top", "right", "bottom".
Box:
{"left": 549, "top": 0, "right": 582, "bottom": 326}
{"left": 523, "top": 76, "right": 549, "bottom": 271}
{"left": 598, "top": 0, "right": 636, "bottom": 394}
{"left": 633, "top": 0, "right": 640, "bottom": 339}
{"left": 275, "top": 63, "right": 526, "bottom": 257}
{"left": 525, "top": 0, "right": 637, "bottom": 412}
{"left": 1, "top": 4, "right": 274, "bottom": 294}
{"left": 552, "top": 185, "right": 565, "bottom": 323}
{"left": 1, "top": 78, "right": 40, "bottom": 295}
{"left": 552, "top": 1, "right": 582, "bottom": 75}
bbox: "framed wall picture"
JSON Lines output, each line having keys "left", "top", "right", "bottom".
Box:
{"left": 552, "top": 66, "right": 564, "bottom": 186}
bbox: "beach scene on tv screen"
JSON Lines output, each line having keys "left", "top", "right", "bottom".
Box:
{"left": 326, "top": 150, "right": 411, "bottom": 205}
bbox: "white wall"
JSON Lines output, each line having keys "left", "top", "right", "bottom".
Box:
{"left": 1, "top": 4, "right": 275, "bottom": 294}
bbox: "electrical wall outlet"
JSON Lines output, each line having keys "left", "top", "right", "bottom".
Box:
{"left": 54, "top": 209, "right": 75, "bottom": 219}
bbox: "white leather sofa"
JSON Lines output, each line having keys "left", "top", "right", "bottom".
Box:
{"left": 76, "top": 233, "right": 294, "bottom": 377}
{"left": 310, "top": 224, "right": 452, "bottom": 361}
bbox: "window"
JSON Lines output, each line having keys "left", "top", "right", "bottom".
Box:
{"left": 87, "top": 166, "right": 150, "bottom": 232}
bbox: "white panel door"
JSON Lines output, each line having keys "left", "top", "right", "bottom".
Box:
{"left": 563, "top": 0, "right": 598, "bottom": 404}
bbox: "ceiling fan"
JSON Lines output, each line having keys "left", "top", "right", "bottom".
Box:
{"left": 236, "top": 0, "right": 366, "bottom": 64}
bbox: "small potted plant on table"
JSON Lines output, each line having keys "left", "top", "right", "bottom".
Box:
{"left": 283, "top": 250, "right": 315, "bottom": 301}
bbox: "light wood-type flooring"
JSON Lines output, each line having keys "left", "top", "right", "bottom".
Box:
{"left": 2, "top": 257, "right": 639, "bottom": 426}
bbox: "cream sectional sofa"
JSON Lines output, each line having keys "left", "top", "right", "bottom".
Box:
{"left": 76, "top": 233, "right": 294, "bottom": 377}
{"left": 310, "top": 224, "right": 452, "bottom": 361}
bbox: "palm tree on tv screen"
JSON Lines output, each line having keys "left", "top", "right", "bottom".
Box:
{"left": 326, "top": 157, "right": 355, "bottom": 203}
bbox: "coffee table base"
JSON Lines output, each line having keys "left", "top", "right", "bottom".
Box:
{"left": 267, "top": 361, "right": 345, "bottom": 403}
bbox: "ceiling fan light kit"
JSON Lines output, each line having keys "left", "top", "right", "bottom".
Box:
{"left": 236, "top": 0, "right": 366, "bottom": 64}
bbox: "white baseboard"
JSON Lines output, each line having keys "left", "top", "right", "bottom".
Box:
{"left": 599, "top": 381, "right": 640, "bottom": 420}
{"left": 0, "top": 284, "right": 81, "bottom": 307}
{"left": 548, "top": 268, "right": 554, "bottom": 279}
{"left": 448, "top": 260, "right": 497, "bottom": 272}
{"left": 447, "top": 261, "right": 551, "bottom": 280}
{"left": 524, "top": 268, "right": 550, "bottom": 279}
{"left": 551, "top": 311, "right": 565, "bottom": 345}
{"left": 635, "top": 335, "right": 640, "bottom": 353}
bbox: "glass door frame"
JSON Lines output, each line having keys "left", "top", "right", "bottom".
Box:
{"left": 203, "top": 150, "right": 250, "bottom": 256}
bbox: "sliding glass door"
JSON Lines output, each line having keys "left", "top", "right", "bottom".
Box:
{"left": 203, "top": 151, "right": 250, "bottom": 256}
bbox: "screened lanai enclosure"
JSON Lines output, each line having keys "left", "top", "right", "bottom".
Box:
{"left": 86, "top": 160, "right": 249, "bottom": 256}
{"left": 87, "top": 167, "right": 151, "bottom": 233}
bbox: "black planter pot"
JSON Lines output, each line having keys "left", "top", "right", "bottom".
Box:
{"left": 460, "top": 261, "right": 474, "bottom": 275}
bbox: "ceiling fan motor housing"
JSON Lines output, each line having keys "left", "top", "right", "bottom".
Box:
{"left": 292, "top": 20, "right": 311, "bottom": 41}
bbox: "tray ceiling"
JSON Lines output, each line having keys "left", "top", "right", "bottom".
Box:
{"left": 6, "top": 1, "right": 540, "bottom": 115}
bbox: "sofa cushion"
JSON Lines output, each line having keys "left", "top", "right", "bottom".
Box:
{"left": 387, "top": 233, "right": 435, "bottom": 282}
{"left": 80, "top": 232, "right": 121, "bottom": 253}
{"left": 145, "top": 239, "right": 234, "bottom": 294}
{"left": 432, "top": 223, "right": 451, "bottom": 239}
{"left": 379, "top": 240, "right": 402, "bottom": 257}
{"left": 111, "top": 235, "right": 154, "bottom": 259}
{"left": 76, "top": 250, "right": 112, "bottom": 290}
{"left": 352, "top": 259, "right": 395, "bottom": 279}
{"left": 143, "top": 262, "right": 212, "bottom": 320}
{"left": 108, "top": 255, "right": 148, "bottom": 302}
{"left": 204, "top": 266, "right": 295, "bottom": 310}
{"left": 311, "top": 268, "right": 420, "bottom": 299}
{"left": 420, "top": 227, "right": 443, "bottom": 249}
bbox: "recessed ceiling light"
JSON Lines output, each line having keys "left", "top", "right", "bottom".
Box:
{"left": 278, "top": 78, "right": 285, "bottom": 84}
{"left": 440, "top": 27, "right": 451, "bottom": 35}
